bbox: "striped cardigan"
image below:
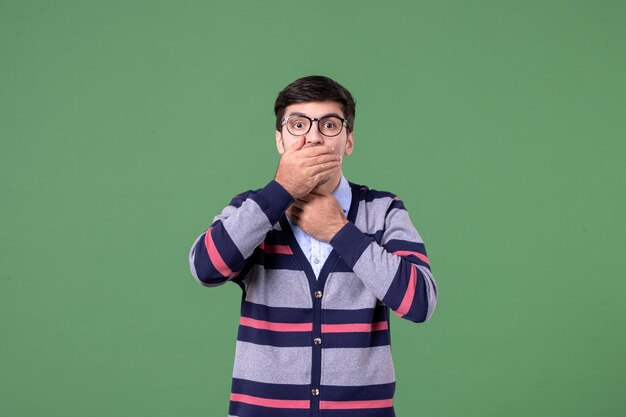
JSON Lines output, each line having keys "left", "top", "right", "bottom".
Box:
{"left": 189, "top": 179, "right": 438, "bottom": 417}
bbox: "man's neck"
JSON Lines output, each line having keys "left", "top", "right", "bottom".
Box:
{"left": 312, "top": 172, "right": 342, "bottom": 196}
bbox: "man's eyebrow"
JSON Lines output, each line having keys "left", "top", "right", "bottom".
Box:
{"left": 286, "top": 112, "right": 307, "bottom": 117}
{"left": 286, "top": 112, "right": 344, "bottom": 119}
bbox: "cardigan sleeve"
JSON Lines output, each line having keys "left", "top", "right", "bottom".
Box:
{"left": 330, "top": 196, "right": 438, "bottom": 323}
{"left": 189, "top": 180, "right": 294, "bottom": 287}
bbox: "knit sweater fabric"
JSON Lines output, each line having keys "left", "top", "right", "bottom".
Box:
{"left": 189, "top": 179, "right": 438, "bottom": 417}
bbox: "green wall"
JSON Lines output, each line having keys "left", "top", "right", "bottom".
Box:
{"left": 1, "top": 1, "right": 624, "bottom": 416}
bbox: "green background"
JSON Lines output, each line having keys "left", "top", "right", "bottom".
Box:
{"left": 1, "top": 1, "right": 625, "bottom": 416}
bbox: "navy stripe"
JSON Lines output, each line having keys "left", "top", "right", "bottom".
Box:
{"left": 250, "top": 250, "right": 301, "bottom": 270}
{"left": 209, "top": 220, "right": 247, "bottom": 268}
{"left": 385, "top": 199, "right": 406, "bottom": 212}
{"left": 228, "top": 191, "right": 253, "bottom": 209}
{"left": 404, "top": 267, "right": 429, "bottom": 322}
{"left": 384, "top": 240, "right": 427, "bottom": 255}
{"left": 231, "top": 378, "right": 310, "bottom": 400}
{"left": 192, "top": 233, "right": 229, "bottom": 284}
{"left": 248, "top": 180, "right": 294, "bottom": 224}
{"left": 330, "top": 257, "right": 354, "bottom": 272}
{"left": 383, "top": 240, "right": 430, "bottom": 269}
{"left": 241, "top": 301, "right": 312, "bottom": 323}
{"left": 237, "top": 325, "right": 391, "bottom": 349}
{"left": 321, "top": 382, "right": 395, "bottom": 401}
{"left": 364, "top": 230, "right": 385, "bottom": 244}
{"left": 322, "top": 330, "right": 390, "bottom": 348}
{"left": 382, "top": 261, "right": 428, "bottom": 323}
{"left": 229, "top": 402, "right": 310, "bottom": 417}
{"left": 321, "top": 408, "right": 395, "bottom": 417}
{"left": 323, "top": 306, "right": 388, "bottom": 324}
{"left": 237, "top": 326, "right": 312, "bottom": 347}
{"left": 263, "top": 230, "right": 292, "bottom": 245}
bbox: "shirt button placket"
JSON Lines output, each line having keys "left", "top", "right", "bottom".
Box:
{"left": 312, "top": 288, "right": 323, "bottom": 414}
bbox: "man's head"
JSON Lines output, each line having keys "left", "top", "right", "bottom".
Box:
{"left": 274, "top": 75, "right": 356, "bottom": 132}
{"left": 274, "top": 76, "right": 356, "bottom": 157}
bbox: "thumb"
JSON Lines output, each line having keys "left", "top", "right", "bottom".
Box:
{"left": 288, "top": 136, "right": 306, "bottom": 152}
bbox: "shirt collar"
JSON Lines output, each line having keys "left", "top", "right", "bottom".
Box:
{"left": 333, "top": 173, "right": 352, "bottom": 215}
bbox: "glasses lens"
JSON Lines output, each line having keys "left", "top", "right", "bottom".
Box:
{"left": 319, "top": 117, "right": 344, "bottom": 137}
{"left": 286, "top": 116, "right": 311, "bottom": 136}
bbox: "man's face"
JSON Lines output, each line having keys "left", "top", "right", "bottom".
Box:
{"left": 275, "top": 100, "right": 354, "bottom": 157}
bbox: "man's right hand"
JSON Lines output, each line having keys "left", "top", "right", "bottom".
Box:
{"left": 274, "top": 136, "right": 342, "bottom": 199}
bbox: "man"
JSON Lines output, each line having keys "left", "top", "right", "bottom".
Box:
{"left": 189, "top": 75, "right": 437, "bottom": 417}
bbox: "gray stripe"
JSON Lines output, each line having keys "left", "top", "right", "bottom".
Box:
{"left": 322, "top": 272, "right": 379, "bottom": 310}
{"left": 352, "top": 243, "right": 401, "bottom": 301}
{"left": 353, "top": 197, "right": 392, "bottom": 234}
{"left": 232, "top": 341, "right": 312, "bottom": 385}
{"left": 419, "top": 265, "right": 438, "bottom": 321}
{"left": 221, "top": 199, "right": 272, "bottom": 258}
{"left": 189, "top": 233, "right": 202, "bottom": 281}
{"left": 244, "top": 265, "right": 313, "bottom": 308}
{"left": 321, "top": 346, "right": 396, "bottom": 386}
{"left": 382, "top": 207, "right": 423, "bottom": 244}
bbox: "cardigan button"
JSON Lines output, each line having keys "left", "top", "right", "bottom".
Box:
{"left": 314, "top": 291, "right": 323, "bottom": 299}
{"left": 312, "top": 388, "right": 320, "bottom": 396}
{"left": 313, "top": 337, "right": 322, "bottom": 345}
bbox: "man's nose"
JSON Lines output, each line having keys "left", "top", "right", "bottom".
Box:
{"left": 304, "top": 123, "right": 324, "bottom": 144}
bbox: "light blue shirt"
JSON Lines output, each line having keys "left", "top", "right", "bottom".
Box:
{"left": 287, "top": 175, "right": 352, "bottom": 279}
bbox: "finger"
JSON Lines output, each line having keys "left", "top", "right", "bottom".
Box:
{"left": 298, "top": 145, "right": 336, "bottom": 157}
{"left": 286, "top": 136, "right": 306, "bottom": 153}
{"left": 307, "top": 161, "right": 342, "bottom": 177}
{"left": 312, "top": 165, "right": 342, "bottom": 185}
{"left": 305, "top": 153, "right": 342, "bottom": 167}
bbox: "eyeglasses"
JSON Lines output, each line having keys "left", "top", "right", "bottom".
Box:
{"left": 282, "top": 114, "right": 350, "bottom": 137}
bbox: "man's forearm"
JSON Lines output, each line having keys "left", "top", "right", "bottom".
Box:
{"left": 189, "top": 180, "right": 293, "bottom": 286}
{"left": 330, "top": 222, "right": 437, "bottom": 323}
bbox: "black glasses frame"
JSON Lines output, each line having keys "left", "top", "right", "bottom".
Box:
{"left": 281, "top": 115, "right": 350, "bottom": 137}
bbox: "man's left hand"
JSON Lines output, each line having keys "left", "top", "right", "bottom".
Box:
{"left": 287, "top": 193, "right": 348, "bottom": 242}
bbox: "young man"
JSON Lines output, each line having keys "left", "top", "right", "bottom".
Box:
{"left": 189, "top": 75, "right": 438, "bottom": 417}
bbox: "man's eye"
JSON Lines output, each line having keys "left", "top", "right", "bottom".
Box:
{"left": 292, "top": 122, "right": 305, "bottom": 129}
{"left": 323, "top": 122, "right": 337, "bottom": 129}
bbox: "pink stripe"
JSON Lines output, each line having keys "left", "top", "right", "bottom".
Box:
{"left": 320, "top": 399, "right": 393, "bottom": 409}
{"left": 396, "top": 265, "right": 417, "bottom": 317}
{"left": 393, "top": 250, "right": 430, "bottom": 265}
{"left": 230, "top": 393, "right": 309, "bottom": 409}
{"left": 259, "top": 242, "right": 293, "bottom": 255}
{"left": 322, "top": 321, "right": 388, "bottom": 333}
{"left": 204, "top": 227, "right": 235, "bottom": 277}
{"left": 240, "top": 317, "right": 313, "bottom": 332}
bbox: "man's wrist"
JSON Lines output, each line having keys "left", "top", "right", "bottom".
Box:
{"left": 252, "top": 180, "right": 294, "bottom": 224}
{"left": 329, "top": 222, "right": 374, "bottom": 268}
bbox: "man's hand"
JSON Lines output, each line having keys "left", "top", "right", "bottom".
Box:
{"left": 275, "top": 137, "right": 342, "bottom": 199}
{"left": 287, "top": 193, "right": 348, "bottom": 242}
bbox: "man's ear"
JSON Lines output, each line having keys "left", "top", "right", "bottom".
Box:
{"left": 276, "top": 130, "right": 285, "bottom": 154}
{"left": 344, "top": 131, "right": 354, "bottom": 156}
